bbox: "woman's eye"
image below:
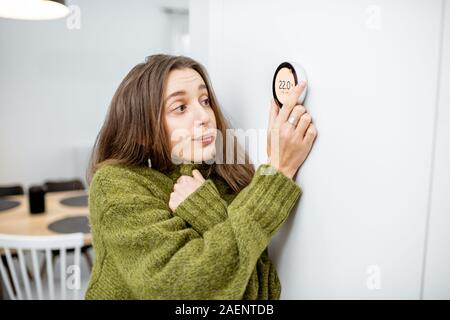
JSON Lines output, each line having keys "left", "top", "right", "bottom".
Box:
{"left": 202, "top": 98, "right": 210, "bottom": 106}
{"left": 174, "top": 105, "right": 187, "bottom": 113}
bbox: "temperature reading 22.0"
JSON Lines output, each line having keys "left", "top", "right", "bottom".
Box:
{"left": 278, "top": 80, "right": 292, "bottom": 90}
{"left": 272, "top": 61, "right": 308, "bottom": 107}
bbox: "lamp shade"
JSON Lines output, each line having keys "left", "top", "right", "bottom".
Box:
{"left": 0, "top": 0, "right": 70, "bottom": 21}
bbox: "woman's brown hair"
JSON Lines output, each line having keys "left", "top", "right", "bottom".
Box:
{"left": 86, "top": 54, "right": 255, "bottom": 193}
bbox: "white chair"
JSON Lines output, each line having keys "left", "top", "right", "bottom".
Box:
{"left": 0, "top": 233, "right": 84, "bottom": 300}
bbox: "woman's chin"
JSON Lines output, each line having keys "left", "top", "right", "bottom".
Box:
{"left": 191, "top": 145, "right": 216, "bottom": 163}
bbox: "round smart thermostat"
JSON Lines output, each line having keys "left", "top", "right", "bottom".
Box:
{"left": 272, "top": 61, "right": 308, "bottom": 108}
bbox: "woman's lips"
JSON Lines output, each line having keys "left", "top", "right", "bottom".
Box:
{"left": 197, "top": 135, "right": 214, "bottom": 146}
{"left": 193, "top": 134, "right": 215, "bottom": 146}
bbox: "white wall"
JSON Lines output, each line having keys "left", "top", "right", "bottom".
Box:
{"left": 0, "top": 0, "right": 187, "bottom": 189}
{"left": 422, "top": 1, "right": 450, "bottom": 300}
{"left": 190, "top": 0, "right": 450, "bottom": 299}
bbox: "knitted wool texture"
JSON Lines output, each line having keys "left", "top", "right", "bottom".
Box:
{"left": 84, "top": 162, "right": 302, "bottom": 299}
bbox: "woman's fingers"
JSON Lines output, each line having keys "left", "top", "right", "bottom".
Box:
{"left": 268, "top": 99, "right": 279, "bottom": 130}
{"left": 287, "top": 105, "right": 307, "bottom": 127}
{"left": 192, "top": 169, "right": 205, "bottom": 182}
{"left": 276, "top": 81, "right": 307, "bottom": 127}
{"left": 303, "top": 123, "right": 318, "bottom": 144}
{"left": 169, "top": 191, "right": 182, "bottom": 211}
{"left": 295, "top": 112, "right": 312, "bottom": 138}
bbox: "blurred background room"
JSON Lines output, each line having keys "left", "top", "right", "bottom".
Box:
{"left": 0, "top": 0, "right": 191, "bottom": 300}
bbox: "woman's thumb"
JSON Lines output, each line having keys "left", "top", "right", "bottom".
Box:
{"left": 192, "top": 169, "right": 205, "bottom": 182}
{"left": 269, "top": 99, "right": 279, "bottom": 128}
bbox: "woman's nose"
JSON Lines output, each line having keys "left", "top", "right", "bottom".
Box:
{"left": 193, "top": 103, "right": 211, "bottom": 123}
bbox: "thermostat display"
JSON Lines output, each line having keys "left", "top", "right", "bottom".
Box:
{"left": 272, "top": 61, "right": 307, "bottom": 108}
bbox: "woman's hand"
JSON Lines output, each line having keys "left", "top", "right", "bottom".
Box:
{"left": 169, "top": 169, "right": 205, "bottom": 211}
{"left": 266, "top": 81, "right": 317, "bottom": 179}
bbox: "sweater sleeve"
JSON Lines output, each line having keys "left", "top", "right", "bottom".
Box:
{"left": 172, "top": 178, "right": 229, "bottom": 235}
{"left": 173, "top": 164, "right": 302, "bottom": 237}
{"left": 91, "top": 163, "right": 302, "bottom": 299}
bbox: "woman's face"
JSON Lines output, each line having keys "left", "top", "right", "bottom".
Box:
{"left": 164, "top": 68, "right": 217, "bottom": 163}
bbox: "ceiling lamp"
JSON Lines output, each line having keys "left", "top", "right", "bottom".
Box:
{"left": 0, "top": 0, "right": 70, "bottom": 21}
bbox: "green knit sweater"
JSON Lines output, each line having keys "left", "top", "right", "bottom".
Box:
{"left": 84, "top": 161, "right": 302, "bottom": 300}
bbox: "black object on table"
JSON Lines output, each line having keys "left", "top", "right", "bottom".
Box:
{"left": 59, "top": 195, "right": 88, "bottom": 207}
{"left": 47, "top": 215, "right": 90, "bottom": 234}
{"left": 28, "top": 185, "right": 46, "bottom": 214}
{"left": 0, "top": 199, "right": 20, "bottom": 212}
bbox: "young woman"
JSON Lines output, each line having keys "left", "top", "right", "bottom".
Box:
{"left": 84, "top": 54, "right": 317, "bottom": 300}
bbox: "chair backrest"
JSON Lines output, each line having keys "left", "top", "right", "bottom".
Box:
{"left": 0, "top": 233, "right": 84, "bottom": 300}
{"left": 0, "top": 185, "right": 24, "bottom": 197}
{"left": 43, "top": 179, "right": 85, "bottom": 193}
